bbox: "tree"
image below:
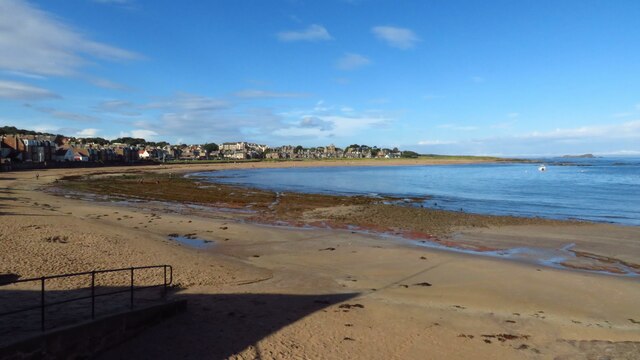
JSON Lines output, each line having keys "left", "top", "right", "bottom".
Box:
{"left": 294, "top": 145, "right": 304, "bottom": 153}
{"left": 0, "top": 126, "right": 55, "bottom": 136}
{"left": 401, "top": 151, "right": 420, "bottom": 158}
{"left": 152, "top": 141, "right": 169, "bottom": 148}
{"left": 202, "top": 143, "right": 219, "bottom": 153}
{"left": 80, "top": 137, "right": 109, "bottom": 145}
{"left": 112, "top": 137, "right": 146, "bottom": 145}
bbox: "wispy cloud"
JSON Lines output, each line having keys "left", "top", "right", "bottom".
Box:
{"left": 85, "top": 77, "right": 132, "bottom": 91}
{"left": 0, "top": 80, "right": 59, "bottom": 100}
{"left": 119, "top": 129, "right": 158, "bottom": 139}
{"left": 414, "top": 120, "right": 640, "bottom": 156}
{"left": 76, "top": 128, "right": 100, "bottom": 137}
{"left": 233, "top": 89, "right": 308, "bottom": 99}
{"left": 122, "top": 93, "right": 288, "bottom": 143}
{"left": 518, "top": 120, "right": 640, "bottom": 140}
{"left": 25, "top": 104, "right": 100, "bottom": 122}
{"left": 471, "top": 76, "right": 485, "bottom": 83}
{"left": 299, "top": 116, "right": 334, "bottom": 131}
{"left": 418, "top": 140, "right": 457, "bottom": 146}
{"left": 144, "top": 93, "right": 229, "bottom": 112}
{"left": 372, "top": 26, "right": 420, "bottom": 49}
{"left": 274, "top": 101, "right": 390, "bottom": 140}
{"left": 491, "top": 120, "right": 517, "bottom": 129}
{"left": 336, "top": 53, "right": 371, "bottom": 71}
{"left": 438, "top": 124, "right": 478, "bottom": 131}
{"left": 0, "top": 0, "right": 141, "bottom": 78}
{"left": 612, "top": 112, "right": 633, "bottom": 118}
{"left": 94, "top": 100, "right": 141, "bottom": 116}
{"left": 277, "top": 24, "right": 332, "bottom": 42}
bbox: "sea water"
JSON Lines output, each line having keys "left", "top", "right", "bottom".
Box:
{"left": 193, "top": 157, "right": 640, "bottom": 226}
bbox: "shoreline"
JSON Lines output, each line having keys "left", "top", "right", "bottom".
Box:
{"left": 53, "top": 166, "right": 640, "bottom": 277}
{"left": 2, "top": 163, "right": 640, "bottom": 358}
{"left": 50, "top": 182, "right": 640, "bottom": 278}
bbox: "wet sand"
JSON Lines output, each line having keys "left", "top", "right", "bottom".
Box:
{"left": 1, "top": 161, "right": 639, "bottom": 359}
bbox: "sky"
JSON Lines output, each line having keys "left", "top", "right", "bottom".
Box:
{"left": 1, "top": 0, "right": 640, "bottom": 156}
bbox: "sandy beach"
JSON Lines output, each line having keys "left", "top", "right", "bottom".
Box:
{"left": 1, "top": 160, "right": 639, "bottom": 359}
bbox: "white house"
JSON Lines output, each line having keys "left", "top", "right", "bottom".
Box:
{"left": 138, "top": 149, "right": 151, "bottom": 159}
{"left": 54, "top": 148, "right": 74, "bottom": 162}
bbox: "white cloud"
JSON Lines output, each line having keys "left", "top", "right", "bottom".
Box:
{"left": 0, "top": 0, "right": 141, "bottom": 77}
{"left": 0, "top": 80, "right": 59, "bottom": 100}
{"left": 126, "top": 93, "right": 288, "bottom": 142}
{"left": 336, "top": 53, "right": 371, "bottom": 71}
{"left": 507, "top": 112, "right": 520, "bottom": 118}
{"left": 131, "top": 129, "right": 158, "bottom": 138}
{"left": 299, "top": 116, "right": 334, "bottom": 131}
{"left": 277, "top": 24, "right": 332, "bottom": 42}
{"left": 410, "top": 120, "right": 640, "bottom": 156}
{"left": 273, "top": 102, "right": 390, "bottom": 140}
{"left": 371, "top": 26, "right": 420, "bottom": 49}
{"left": 118, "top": 129, "right": 158, "bottom": 139}
{"left": 76, "top": 128, "right": 100, "bottom": 137}
{"left": 471, "top": 76, "right": 485, "bottom": 83}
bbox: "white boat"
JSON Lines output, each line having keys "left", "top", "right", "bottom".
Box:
{"left": 538, "top": 164, "right": 547, "bottom": 172}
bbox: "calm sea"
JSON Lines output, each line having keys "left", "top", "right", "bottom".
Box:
{"left": 193, "top": 157, "right": 640, "bottom": 226}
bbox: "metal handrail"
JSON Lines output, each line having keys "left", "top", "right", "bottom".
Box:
{"left": 0, "top": 265, "right": 172, "bottom": 332}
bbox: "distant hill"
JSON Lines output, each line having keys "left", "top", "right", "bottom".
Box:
{"left": 561, "top": 154, "right": 595, "bottom": 158}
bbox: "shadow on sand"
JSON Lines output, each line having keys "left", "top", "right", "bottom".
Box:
{"left": 0, "top": 285, "right": 359, "bottom": 359}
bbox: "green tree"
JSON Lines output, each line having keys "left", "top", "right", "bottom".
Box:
{"left": 401, "top": 151, "right": 420, "bottom": 158}
{"left": 202, "top": 143, "right": 219, "bottom": 153}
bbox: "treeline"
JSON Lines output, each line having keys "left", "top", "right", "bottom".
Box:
{"left": 0, "top": 126, "right": 58, "bottom": 137}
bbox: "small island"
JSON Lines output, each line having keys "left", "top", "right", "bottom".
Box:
{"left": 561, "top": 154, "right": 596, "bottom": 158}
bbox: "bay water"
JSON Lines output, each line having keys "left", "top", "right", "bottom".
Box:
{"left": 193, "top": 157, "right": 640, "bottom": 226}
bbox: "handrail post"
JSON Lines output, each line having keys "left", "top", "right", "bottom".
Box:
{"left": 91, "top": 271, "right": 95, "bottom": 319}
{"left": 130, "top": 267, "right": 134, "bottom": 310}
{"left": 40, "top": 277, "right": 45, "bottom": 332}
{"left": 163, "top": 266, "right": 167, "bottom": 298}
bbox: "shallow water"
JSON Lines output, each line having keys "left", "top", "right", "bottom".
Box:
{"left": 169, "top": 236, "right": 214, "bottom": 249}
{"left": 194, "top": 157, "right": 640, "bottom": 225}
{"left": 411, "top": 240, "right": 638, "bottom": 277}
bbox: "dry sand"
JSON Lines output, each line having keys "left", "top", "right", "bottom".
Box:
{"left": 1, "top": 161, "right": 639, "bottom": 359}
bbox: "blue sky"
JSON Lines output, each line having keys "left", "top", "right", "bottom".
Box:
{"left": 1, "top": 0, "right": 640, "bottom": 156}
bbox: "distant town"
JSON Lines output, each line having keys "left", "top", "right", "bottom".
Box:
{"left": 0, "top": 126, "right": 417, "bottom": 170}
